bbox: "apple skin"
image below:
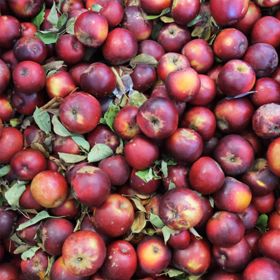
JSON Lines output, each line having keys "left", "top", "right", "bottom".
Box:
{"left": 140, "top": 0, "right": 171, "bottom": 14}
{"left": 157, "top": 52, "right": 189, "bottom": 81}
{"left": 181, "top": 39, "right": 214, "bottom": 73}
{"left": 251, "top": 16, "right": 280, "bottom": 48}
{"left": 217, "top": 59, "right": 256, "bottom": 97}
{"left": 244, "top": 43, "right": 278, "bottom": 78}
{"left": 269, "top": 212, "right": 280, "bottom": 230}
{"left": 30, "top": 170, "right": 68, "bottom": 208}
{"left": 255, "top": 0, "right": 280, "bottom": 6}
{"left": 210, "top": 0, "right": 249, "bottom": 26}
{"left": 163, "top": 165, "right": 188, "bottom": 190}
{"left": 124, "top": 135, "right": 159, "bottom": 170}
{"left": 17, "top": 215, "right": 40, "bottom": 245}
{"left": 102, "top": 28, "right": 138, "bottom": 65}
{"left": 206, "top": 211, "right": 245, "bottom": 247}
{"left": 243, "top": 258, "right": 280, "bottom": 280}
{"left": 267, "top": 137, "right": 280, "bottom": 176}
{"left": 238, "top": 204, "right": 259, "bottom": 230}
{"left": 207, "top": 271, "right": 242, "bottom": 280}
{"left": 165, "top": 128, "right": 203, "bottom": 163}
{"left": 252, "top": 103, "right": 280, "bottom": 139}
{"left": 0, "top": 263, "right": 19, "bottom": 280}
{"left": 252, "top": 192, "right": 275, "bottom": 213}
{"left": 52, "top": 136, "right": 80, "bottom": 155}
{"left": 0, "top": 16, "right": 21, "bottom": 49}
{"left": 137, "top": 237, "right": 171, "bottom": 275}
{"left": 137, "top": 97, "right": 178, "bottom": 139}
{"left": 213, "top": 238, "right": 251, "bottom": 272}
{"left": 69, "top": 63, "right": 90, "bottom": 86}
{"left": 113, "top": 105, "right": 140, "bottom": 140}
{"left": 0, "top": 59, "right": 10, "bottom": 95}
{"left": 71, "top": 165, "right": 111, "bottom": 208}
{"left": 62, "top": 230, "right": 106, "bottom": 277}
{"left": 8, "top": 0, "right": 44, "bottom": 18}
{"left": 139, "top": 40, "right": 165, "bottom": 61}
{"left": 93, "top": 194, "right": 134, "bottom": 237}
{"left": 189, "top": 156, "right": 225, "bottom": 195}
{"left": 74, "top": 11, "right": 108, "bottom": 47}
{"left": 51, "top": 198, "right": 80, "bottom": 220}
{"left": 59, "top": 91, "right": 102, "bottom": 134}
{"left": 272, "top": 67, "right": 280, "bottom": 84}
{"left": 19, "top": 185, "right": 43, "bottom": 211}
{"left": 101, "top": 240, "right": 137, "bottom": 280}
{"left": 214, "top": 134, "right": 255, "bottom": 176}
{"left": 0, "top": 127, "right": 23, "bottom": 164}
{"left": 245, "top": 230, "right": 261, "bottom": 257}
{"left": 213, "top": 28, "right": 248, "bottom": 61}
{"left": 0, "top": 208, "right": 16, "bottom": 240}
{"left": 0, "top": 97, "right": 13, "bottom": 121}
{"left": 13, "top": 61, "right": 46, "bottom": 94}
{"left": 159, "top": 188, "right": 203, "bottom": 230}
{"left": 171, "top": 0, "right": 200, "bottom": 25}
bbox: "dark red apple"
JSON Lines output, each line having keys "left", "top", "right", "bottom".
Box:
{"left": 0, "top": 16, "right": 21, "bottom": 48}
{"left": 139, "top": 40, "right": 165, "bottom": 61}
{"left": 0, "top": 59, "right": 10, "bottom": 95}
{"left": 140, "top": 0, "right": 171, "bottom": 14}
{"left": 8, "top": 0, "right": 44, "bottom": 18}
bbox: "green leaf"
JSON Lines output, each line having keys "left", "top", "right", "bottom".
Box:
{"left": 57, "top": 13, "right": 68, "bottom": 29}
{"left": 187, "top": 14, "right": 203, "bottom": 27}
{"left": 149, "top": 213, "right": 164, "bottom": 228}
{"left": 43, "top": 60, "right": 65, "bottom": 75}
{"left": 130, "top": 197, "right": 146, "bottom": 212}
{"left": 136, "top": 168, "right": 154, "bottom": 183}
{"left": 71, "top": 135, "right": 90, "bottom": 152}
{"left": 257, "top": 214, "right": 268, "bottom": 233}
{"left": 21, "top": 246, "right": 40, "bottom": 261}
{"left": 47, "top": 1, "right": 59, "bottom": 26}
{"left": 143, "top": 228, "right": 156, "bottom": 236}
{"left": 168, "top": 182, "right": 176, "bottom": 190}
{"left": 92, "top": 4, "right": 103, "bottom": 12}
{"left": 145, "top": 8, "right": 170, "bottom": 20}
{"left": 101, "top": 103, "right": 120, "bottom": 131}
{"left": 5, "top": 182, "right": 26, "bottom": 208}
{"left": 32, "top": 3, "right": 45, "bottom": 29}
{"left": 58, "top": 153, "right": 87, "bottom": 164}
{"left": 33, "top": 107, "right": 51, "bottom": 134}
{"left": 36, "top": 31, "right": 59, "bottom": 44}
{"left": 129, "top": 91, "right": 147, "bottom": 107}
{"left": 88, "top": 144, "right": 113, "bottom": 163}
{"left": 66, "top": 17, "right": 76, "bottom": 35}
{"left": 160, "top": 16, "right": 174, "bottom": 23}
{"left": 130, "top": 54, "right": 158, "bottom": 68}
{"left": 52, "top": 115, "right": 72, "bottom": 137}
{"left": 161, "top": 160, "right": 168, "bottom": 178}
{"left": 0, "top": 165, "right": 10, "bottom": 177}
{"left": 164, "top": 268, "right": 185, "bottom": 278}
{"left": 162, "top": 226, "right": 175, "bottom": 243}
{"left": 17, "top": 211, "right": 52, "bottom": 231}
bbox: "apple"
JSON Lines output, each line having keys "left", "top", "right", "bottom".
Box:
{"left": 207, "top": 271, "right": 242, "bottom": 280}
{"left": 139, "top": 40, "right": 165, "bottom": 61}
{"left": 252, "top": 192, "right": 275, "bottom": 213}
{"left": 267, "top": 137, "right": 280, "bottom": 176}
{"left": 238, "top": 204, "right": 258, "bottom": 230}
{"left": 0, "top": 16, "right": 21, "bottom": 48}
{"left": 0, "top": 97, "right": 13, "bottom": 121}
{"left": 17, "top": 215, "right": 40, "bottom": 245}
{"left": 19, "top": 185, "right": 43, "bottom": 211}
{"left": 0, "top": 263, "right": 19, "bottom": 280}
{"left": 140, "top": 0, "right": 171, "bottom": 14}
{"left": 8, "top": 0, "right": 43, "bottom": 18}
{"left": 52, "top": 136, "right": 80, "bottom": 155}
{"left": 50, "top": 198, "right": 79, "bottom": 220}
{"left": 269, "top": 212, "right": 280, "bottom": 230}
{"left": 0, "top": 208, "right": 16, "bottom": 240}
{"left": 163, "top": 165, "right": 188, "bottom": 190}
{"left": 69, "top": 63, "right": 89, "bottom": 86}
{"left": 0, "top": 59, "right": 10, "bottom": 95}
{"left": 2, "top": 50, "right": 18, "bottom": 71}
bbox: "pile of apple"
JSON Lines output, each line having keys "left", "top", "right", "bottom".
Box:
{"left": 0, "top": 0, "right": 280, "bottom": 279}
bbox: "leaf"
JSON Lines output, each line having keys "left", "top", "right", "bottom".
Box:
{"left": 130, "top": 54, "right": 158, "bottom": 68}
{"left": 160, "top": 16, "right": 174, "bottom": 23}
{"left": 58, "top": 153, "right": 87, "bottom": 164}
{"left": 143, "top": 228, "right": 156, "bottom": 236}
{"left": 33, "top": 107, "right": 51, "bottom": 134}
{"left": 32, "top": 3, "right": 45, "bottom": 29}
{"left": 149, "top": 213, "right": 164, "bottom": 228}
{"left": 71, "top": 135, "right": 90, "bottom": 152}
{"left": 145, "top": 8, "right": 170, "bottom": 20}
{"left": 101, "top": 103, "right": 120, "bottom": 131}
{"left": 191, "top": 26, "right": 204, "bottom": 37}
{"left": 136, "top": 168, "right": 154, "bottom": 183}
{"left": 21, "top": 246, "right": 40, "bottom": 261}
{"left": 168, "top": 182, "right": 176, "bottom": 190}
{"left": 57, "top": 13, "right": 68, "bottom": 29}
{"left": 14, "top": 244, "right": 31, "bottom": 255}
{"left": 47, "top": 2, "right": 59, "bottom": 26}
{"left": 162, "top": 226, "right": 175, "bottom": 244}
{"left": 66, "top": 17, "right": 76, "bottom": 35}
{"left": 43, "top": 60, "right": 65, "bottom": 75}
{"left": 130, "top": 197, "right": 147, "bottom": 212}
{"left": 92, "top": 4, "right": 103, "bottom": 12}
{"left": 257, "top": 214, "right": 268, "bottom": 233}
{"left": 36, "top": 31, "right": 59, "bottom": 44}
{"left": 5, "top": 182, "right": 26, "bottom": 208}
{"left": 0, "top": 165, "right": 10, "bottom": 177}
{"left": 187, "top": 14, "right": 203, "bottom": 27}
{"left": 164, "top": 268, "right": 185, "bottom": 278}
{"left": 52, "top": 115, "right": 71, "bottom": 137}
{"left": 88, "top": 144, "right": 113, "bottom": 163}
{"left": 128, "top": 91, "right": 147, "bottom": 107}
{"left": 17, "top": 211, "right": 52, "bottom": 231}
{"left": 161, "top": 160, "right": 168, "bottom": 178}
{"left": 131, "top": 212, "right": 146, "bottom": 233}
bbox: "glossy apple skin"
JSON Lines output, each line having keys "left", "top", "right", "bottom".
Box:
{"left": 52, "top": 136, "right": 80, "bottom": 155}
{"left": 2, "top": 50, "right": 18, "bottom": 71}
{"left": 62, "top": 230, "right": 106, "bottom": 277}
{"left": 171, "top": 0, "right": 200, "bottom": 25}
{"left": 21, "top": 22, "right": 37, "bottom": 37}
{"left": 252, "top": 78, "right": 280, "bottom": 106}
{"left": 269, "top": 212, "right": 280, "bottom": 230}
{"left": 137, "top": 97, "right": 178, "bottom": 139}
{"left": 93, "top": 194, "right": 134, "bottom": 237}
{"left": 215, "top": 98, "right": 254, "bottom": 133}
{"left": 159, "top": 188, "right": 203, "bottom": 230}
{"left": 252, "top": 192, "right": 275, "bottom": 213}
{"left": 72, "top": 166, "right": 111, "bottom": 208}
{"left": 101, "top": 240, "right": 137, "bottom": 280}
{"left": 213, "top": 238, "right": 251, "bottom": 272}
{"left": 103, "top": 28, "right": 138, "bottom": 65}
{"left": 173, "top": 238, "right": 211, "bottom": 275}
{"left": 140, "top": 0, "right": 171, "bottom": 14}
{"left": 213, "top": 28, "right": 248, "bottom": 61}
{"left": 245, "top": 229, "right": 261, "bottom": 257}
{"left": 13, "top": 61, "right": 46, "bottom": 94}
{"left": 182, "top": 39, "right": 214, "bottom": 73}
{"left": 0, "top": 59, "right": 10, "bottom": 95}
{"left": 163, "top": 165, "right": 188, "bottom": 190}
{"left": 214, "top": 134, "right": 255, "bottom": 175}
{"left": 267, "top": 137, "right": 280, "bottom": 177}
{"left": 252, "top": 103, "right": 280, "bottom": 139}
{"left": 217, "top": 59, "right": 256, "bottom": 97}
{"left": 69, "top": 63, "right": 89, "bottom": 86}
{"left": 244, "top": 43, "right": 278, "bottom": 78}
{"left": 167, "top": 230, "right": 190, "bottom": 250}
{"left": 137, "top": 237, "right": 171, "bottom": 275}
{"left": 19, "top": 185, "right": 43, "bottom": 211}
{"left": 74, "top": 11, "right": 108, "bottom": 47}
{"left": 243, "top": 257, "right": 280, "bottom": 280}
{"left": 31, "top": 170, "right": 68, "bottom": 208}
{"left": 59, "top": 91, "right": 102, "bottom": 134}
{"left": 56, "top": 34, "right": 85, "bottom": 65}
{"left": 210, "top": 0, "right": 249, "bottom": 26}
{"left": 0, "top": 208, "right": 16, "bottom": 240}
{"left": 139, "top": 40, "right": 165, "bottom": 61}
{"left": 0, "top": 263, "right": 19, "bottom": 280}
{"left": 0, "top": 127, "right": 23, "bottom": 164}
{"left": 206, "top": 211, "right": 245, "bottom": 247}
{"left": 238, "top": 204, "right": 258, "bottom": 230}
{"left": 51, "top": 198, "right": 80, "bottom": 220}
{"left": 124, "top": 136, "right": 159, "bottom": 170}
{"left": 8, "top": 0, "right": 43, "bottom": 18}
{"left": 157, "top": 52, "right": 189, "bottom": 81}
{"left": 165, "top": 128, "right": 203, "bottom": 163}
{"left": 189, "top": 156, "right": 225, "bottom": 195}
{"left": 251, "top": 16, "right": 280, "bottom": 48}
{"left": 0, "top": 16, "right": 21, "bottom": 48}
{"left": 0, "top": 97, "right": 13, "bottom": 121}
